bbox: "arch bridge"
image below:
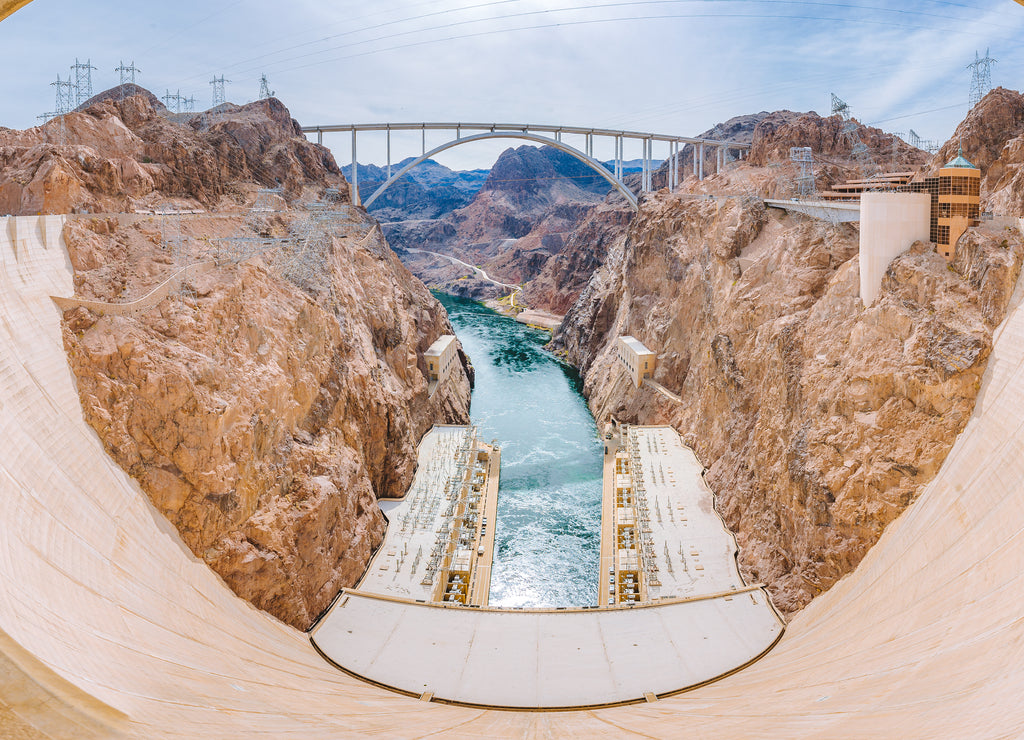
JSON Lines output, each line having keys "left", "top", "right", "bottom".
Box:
{"left": 300, "top": 122, "right": 751, "bottom": 211}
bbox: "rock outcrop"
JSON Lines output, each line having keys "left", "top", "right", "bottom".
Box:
{"left": 931, "top": 87, "right": 1024, "bottom": 215}
{"left": 0, "top": 89, "right": 473, "bottom": 629}
{"left": 392, "top": 144, "right": 610, "bottom": 304}
{"left": 346, "top": 157, "right": 489, "bottom": 222}
{"left": 61, "top": 212, "right": 471, "bottom": 630}
{"left": 0, "top": 91, "right": 345, "bottom": 215}
{"left": 556, "top": 189, "right": 1024, "bottom": 614}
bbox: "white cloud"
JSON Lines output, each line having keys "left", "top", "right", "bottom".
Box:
{"left": 1, "top": 0, "right": 1021, "bottom": 168}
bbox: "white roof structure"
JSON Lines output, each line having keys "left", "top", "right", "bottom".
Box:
{"left": 425, "top": 334, "right": 456, "bottom": 356}
{"left": 361, "top": 426, "right": 471, "bottom": 601}
{"left": 625, "top": 426, "right": 746, "bottom": 600}
{"left": 619, "top": 335, "right": 653, "bottom": 355}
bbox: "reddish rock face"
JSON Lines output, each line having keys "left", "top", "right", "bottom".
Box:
{"left": 931, "top": 88, "right": 1024, "bottom": 177}
{"left": 0, "top": 90, "right": 347, "bottom": 216}
{"left": 925, "top": 87, "right": 1024, "bottom": 216}
{"left": 747, "top": 111, "right": 930, "bottom": 170}
{"left": 556, "top": 190, "right": 1024, "bottom": 615}
{"left": 61, "top": 212, "right": 471, "bottom": 630}
{"left": 0, "top": 88, "right": 472, "bottom": 630}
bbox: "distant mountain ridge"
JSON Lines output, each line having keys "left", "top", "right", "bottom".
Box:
{"left": 343, "top": 158, "right": 489, "bottom": 221}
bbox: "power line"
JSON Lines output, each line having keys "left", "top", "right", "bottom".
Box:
{"left": 228, "top": 2, "right": 999, "bottom": 80}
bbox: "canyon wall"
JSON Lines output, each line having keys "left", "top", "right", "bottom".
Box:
{"left": 61, "top": 212, "right": 470, "bottom": 630}
{"left": 556, "top": 188, "right": 1023, "bottom": 613}
{"left": 0, "top": 90, "right": 472, "bottom": 630}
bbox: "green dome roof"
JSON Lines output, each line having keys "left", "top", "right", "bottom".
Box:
{"left": 944, "top": 146, "right": 977, "bottom": 169}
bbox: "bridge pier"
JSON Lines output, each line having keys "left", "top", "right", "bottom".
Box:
{"left": 351, "top": 130, "right": 360, "bottom": 207}
{"left": 698, "top": 142, "right": 704, "bottom": 181}
{"left": 386, "top": 126, "right": 391, "bottom": 182}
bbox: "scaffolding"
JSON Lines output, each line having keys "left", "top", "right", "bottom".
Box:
{"left": 789, "top": 146, "right": 815, "bottom": 199}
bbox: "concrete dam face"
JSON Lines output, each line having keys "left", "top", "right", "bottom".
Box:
{"left": 3, "top": 213, "right": 1024, "bottom": 737}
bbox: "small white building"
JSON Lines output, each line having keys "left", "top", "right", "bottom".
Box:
{"left": 425, "top": 335, "right": 459, "bottom": 386}
{"left": 617, "top": 336, "right": 656, "bottom": 388}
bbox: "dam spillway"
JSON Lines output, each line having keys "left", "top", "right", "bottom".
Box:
{"left": 311, "top": 297, "right": 784, "bottom": 708}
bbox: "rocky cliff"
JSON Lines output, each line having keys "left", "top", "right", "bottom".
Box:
{"left": 345, "top": 157, "right": 489, "bottom": 222}
{"left": 4, "top": 90, "right": 472, "bottom": 629}
{"left": 556, "top": 164, "right": 1024, "bottom": 614}
{"left": 0, "top": 92, "right": 345, "bottom": 215}
{"left": 930, "top": 87, "right": 1024, "bottom": 216}
{"left": 391, "top": 144, "right": 609, "bottom": 303}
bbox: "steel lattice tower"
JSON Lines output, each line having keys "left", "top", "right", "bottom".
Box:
{"left": 39, "top": 74, "right": 74, "bottom": 143}
{"left": 830, "top": 92, "right": 875, "bottom": 176}
{"left": 162, "top": 90, "right": 185, "bottom": 114}
{"left": 967, "top": 49, "right": 996, "bottom": 108}
{"left": 789, "top": 147, "right": 815, "bottom": 199}
{"left": 114, "top": 60, "right": 141, "bottom": 99}
{"left": 210, "top": 75, "right": 229, "bottom": 108}
{"left": 259, "top": 74, "right": 273, "bottom": 100}
{"left": 70, "top": 58, "right": 97, "bottom": 109}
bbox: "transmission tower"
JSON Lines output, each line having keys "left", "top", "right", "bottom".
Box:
{"left": 70, "top": 58, "right": 97, "bottom": 109}
{"left": 50, "top": 74, "right": 74, "bottom": 116}
{"left": 38, "top": 75, "right": 74, "bottom": 142}
{"left": 967, "top": 48, "right": 996, "bottom": 108}
{"left": 789, "top": 147, "right": 815, "bottom": 199}
{"left": 161, "top": 89, "right": 187, "bottom": 114}
{"left": 183, "top": 95, "right": 197, "bottom": 113}
{"left": 258, "top": 74, "right": 274, "bottom": 100}
{"left": 114, "top": 60, "right": 141, "bottom": 99}
{"left": 830, "top": 92, "right": 875, "bottom": 177}
{"left": 908, "top": 129, "right": 939, "bottom": 155}
{"left": 209, "top": 75, "right": 229, "bottom": 108}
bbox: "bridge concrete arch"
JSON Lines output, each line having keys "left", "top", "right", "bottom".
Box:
{"left": 361, "top": 131, "right": 639, "bottom": 211}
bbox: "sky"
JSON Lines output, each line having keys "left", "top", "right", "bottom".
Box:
{"left": 1, "top": 0, "right": 1023, "bottom": 170}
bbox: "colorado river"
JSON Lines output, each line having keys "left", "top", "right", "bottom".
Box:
{"left": 438, "top": 293, "right": 602, "bottom": 607}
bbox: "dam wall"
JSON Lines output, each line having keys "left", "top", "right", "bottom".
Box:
{"left": 2, "top": 212, "right": 1024, "bottom": 736}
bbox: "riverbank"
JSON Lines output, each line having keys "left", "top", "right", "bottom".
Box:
{"left": 483, "top": 296, "right": 564, "bottom": 331}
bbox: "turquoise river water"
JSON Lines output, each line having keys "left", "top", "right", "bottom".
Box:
{"left": 438, "top": 293, "right": 603, "bottom": 608}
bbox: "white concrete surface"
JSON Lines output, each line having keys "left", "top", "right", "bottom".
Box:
{"left": 627, "top": 427, "right": 747, "bottom": 600}
{"left": 4, "top": 212, "right": 1024, "bottom": 736}
{"left": 859, "top": 191, "right": 931, "bottom": 306}
{"left": 311, "top": 589, "right": 783, "bottom": 708}
{"left": 362, "top": 426, "right": 470, "bottom": 600}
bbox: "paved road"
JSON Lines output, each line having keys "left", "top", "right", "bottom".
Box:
{"left": 405, "top": 249, "right": 522, "bottom": 300}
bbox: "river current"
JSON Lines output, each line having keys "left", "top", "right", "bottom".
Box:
{"left": 438, "top": 293, "right": 603, "bottom": 608}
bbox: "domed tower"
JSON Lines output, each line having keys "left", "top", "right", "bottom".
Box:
{"left": 935, "top": 146, "right": 981, "bottom": 260}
